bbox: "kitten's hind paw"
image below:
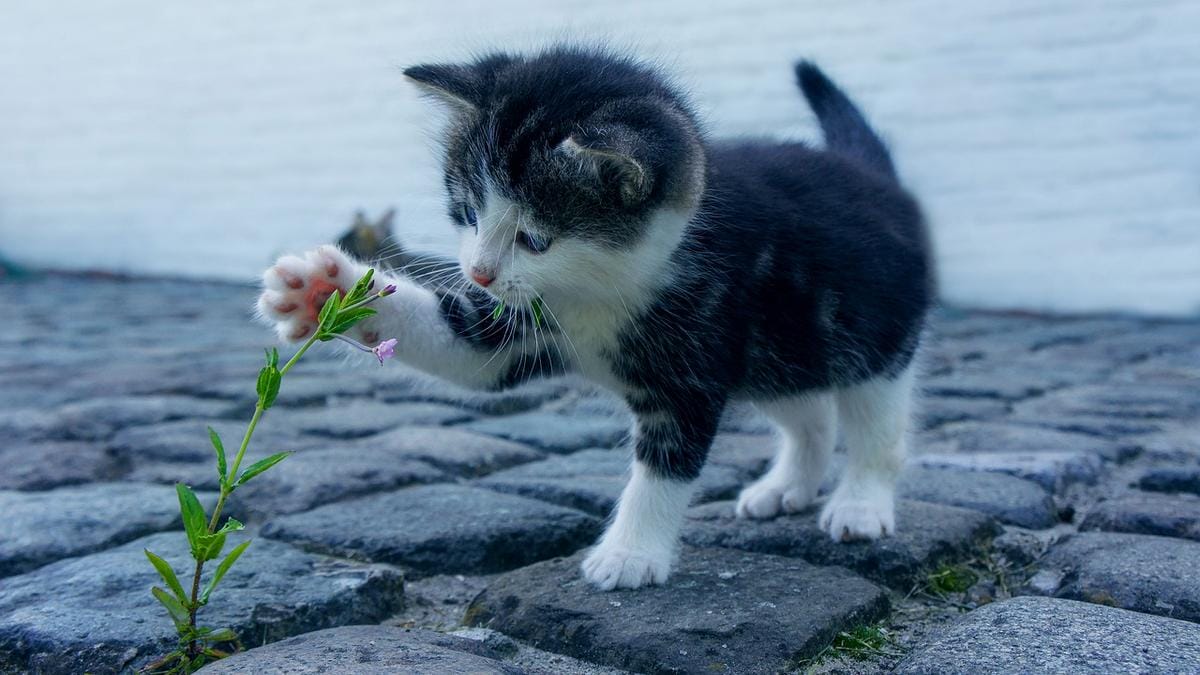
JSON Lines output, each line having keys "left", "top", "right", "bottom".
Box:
{"left": 735, "top": 477, "right": 815, "bottom": 519}
{"left": 581, "top": 544, "right": 671, "bottom": 591}
{"left": 818, "top": 489, "right": 895, "bottom": 542}
{"left": 258, "top": 245, "right": 361, "bottom": 342}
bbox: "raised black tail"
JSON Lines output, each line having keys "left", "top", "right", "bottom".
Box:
{"left": 795, "top": 61, "right": 896, "bottom": 180}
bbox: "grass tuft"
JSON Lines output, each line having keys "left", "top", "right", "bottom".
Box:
{"left": 925, "top": 563, "right": 978, "bottom": 596}
{"left": 794, "top": 622, "right": 898, "bottom": 672}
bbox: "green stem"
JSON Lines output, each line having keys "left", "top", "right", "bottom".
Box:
{"left": 184, "top": 330, "right": 322, "bottom": 658}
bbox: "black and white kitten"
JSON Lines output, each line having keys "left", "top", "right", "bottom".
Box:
{"left": 258, "top": 46, "right": 933, "bottom": 590}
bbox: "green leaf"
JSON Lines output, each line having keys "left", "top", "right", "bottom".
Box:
{"left": 232, "top": 451, "right": 291, "bottom": 488}
{"left": 491, "top": 300, "right": 505, "bottom": 321}
{"left": 175, "top": 623, "right": 199, "bottom": 644}
{"left": 343, "top": 268, "right": 375, "bottom": 306}
{"left": 208, "top": 426, "right": 227, "bottom": 487}
{"left": 256, "top": 365, "right": 282, "bottom": 409}
{"left": 152, "top": 585, "right": 191, "bottom": 629}
{"left": 530, "top": 297, "right": 544, "bottom": 328}
{"left": 200, "top": 540, "right": 251, "bottom": 604}
{"left": 265, "top": 347, "right": 279, "bottom": 368}
{"left": 176, "top": 484, "right": 207, "bottom": 558}
{"left": 316, "top": 290, "right": 342, "bottom": 333}
{"left": 201, "top": 627, "right": 238, "bottom": 644}
{"left": 215, "top": 517, "right": 245, "bottom": 535}
{"left": 328, "top": 307, "right": 377, "bottom": 335}
{"left": 199, "top": 531, "right": 226, "bottom": 561}
{"left": 145, "top": 549, "right": 188, "bottom": 605}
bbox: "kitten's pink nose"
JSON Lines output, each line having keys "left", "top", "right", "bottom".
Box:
{"left": 470, "top": 267, "right": 495, "bottom": 287}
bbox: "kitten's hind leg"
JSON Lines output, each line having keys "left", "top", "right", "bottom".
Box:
{"left": 820, "top": 365, "right": 916, "bottom": 541}
{"left": 736, "top": 393, "right": 837, "bottom": 519}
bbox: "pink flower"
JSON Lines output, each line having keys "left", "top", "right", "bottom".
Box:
{"left": 372, "top": 338, "right": 397, "bottom": 365}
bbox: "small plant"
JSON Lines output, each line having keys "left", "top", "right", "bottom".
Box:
{"left": 794, "top": 623, "right": 898, "bottom": 671}
{"left": 830, "top": 625, "right": 894, "bottom": 660}
{"left": 925, "top": 563, "right": 979, "bottom": 596}
{"left": 142, "top": 270, "right": 394, "bottom": 674}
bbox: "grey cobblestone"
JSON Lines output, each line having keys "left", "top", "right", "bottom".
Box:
{"left": 923, "top": 420, "right": 1127, "bottom": 462}
{"left": 109, "top": 418, "right": 314, "bottom": 465}
{"left": 0, "top": 482, "right": 210, "bottom": 577}
{"left": 0, "top": 440, "right": 125, "bottom": 491}
{"left": 477, "top": 447, "right": 747, "bottom": 516}
{"left": 895, "top": 596, "right": 1200, "bottom": 674}
{"left": 350, "top": 426, "right": 545, "bottom": 477}
{"left": 1080, "top": 491, "right": 1200, "bottom": 541}
{"left": 376, "top": 375, "right": 569, "bottom": 415}
{"left": 461, "top": 411, "right": 630, "bottom": 453}
{"left": 266, "top": 400, "right": 476, "bottom": 439}
{"left": 1139, "top": 465, "right": 1200, "bottom": 496}
{"left": 914, "top": 450, "right": 1104, "bottom": 493}
{"left": 898, "top": 466, "right": 1057, "bottom": 529}
{"left": 1038, "top": 532, "right": 1200, "bottom": 623}
{"left": 262, "top": 484, "right": 601, "bottom": 577}
{"left": 203, "top": 626, "right": 524, "bottom": 674}
{"left": 466, "top": 547, "right": 889, "bottom": 674}
{"left": 225, "top": 447, "right": 449, "bottom": 518}
{"left": 682, "top": 499, "right": 998, "bottom": 588}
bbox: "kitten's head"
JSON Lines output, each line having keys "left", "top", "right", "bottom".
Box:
{"left": 405, "top": 45, "right": 705, "bottom": 307}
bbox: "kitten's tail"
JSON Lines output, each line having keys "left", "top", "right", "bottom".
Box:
{"left": 795, "top": 61, "right": 896, "bottom": 180}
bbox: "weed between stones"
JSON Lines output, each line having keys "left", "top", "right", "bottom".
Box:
{"left": 141, "top": 270, "right": 393, "bottom": 674}
{"left": 924, "top": 563, "right": 979, "bottom": 596}
{"left": 795, "top": 623, "right": 898, "bottom": 670}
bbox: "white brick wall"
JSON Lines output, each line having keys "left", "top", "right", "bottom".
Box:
{"left": 1, "top": 0, "right": 1197, "bottom": 315}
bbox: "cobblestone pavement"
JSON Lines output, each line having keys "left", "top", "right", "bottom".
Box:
{"left": 1, "top": 274, "right": 1199, "bottom": 674}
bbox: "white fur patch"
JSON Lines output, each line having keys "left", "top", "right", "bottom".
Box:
{"left": 818, "top": 364, "right": 916, "bottom": 541}
{"left": 737, "top": 393, "right": 837, "bottom": 519}
{"left": 581, "top": 461, "right": 694, "bottom": 590}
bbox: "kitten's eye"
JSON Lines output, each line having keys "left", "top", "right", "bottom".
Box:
{"left": 462, "top": 205, "right": 479, "bottom": 230}
{"left": 516, "top": 230, "right": 552, "bottom": 254}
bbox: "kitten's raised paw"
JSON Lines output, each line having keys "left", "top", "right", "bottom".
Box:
{"left": 819, "top": 491, "right": 895, "bottom": 542}
{"left": 581, "top": 543, "right": 671, "bottom": 590}
{"left": 258, "top": 245, "right": 360, "bottom": 342}
{"left": 735, "top": 477, "right": 814, "bottom": 519}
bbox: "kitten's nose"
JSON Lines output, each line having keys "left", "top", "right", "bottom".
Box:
{"left": 470, "top": 267, "right": 495, "bottom": 287}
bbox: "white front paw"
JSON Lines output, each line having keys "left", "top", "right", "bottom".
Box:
{"left": 735, "top": 475, "right": 815, "bottom": 519}
{"left": 257, "top": 245, "right": 367, "bottom": 342}
{"left": 819, "top": 489, "right": 895, "bottom": 542}
{"left": 581, "top": 543, "right": 671, "bottom": 591}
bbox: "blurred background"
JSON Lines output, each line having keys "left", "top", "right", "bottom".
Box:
{"left": 0, "top": 0, "right": 1196, "bottom": 315}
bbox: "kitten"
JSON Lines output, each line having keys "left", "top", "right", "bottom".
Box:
{"left": 259, "top": 45, "right": 933, "bottom": 590}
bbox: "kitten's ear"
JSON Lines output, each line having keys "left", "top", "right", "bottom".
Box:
{"left": 559, "top": 128, "right": 653, "bottom": 206}
{"left": 404, "top": 63, "right": 480, "bottom": 110}
{"left": 405, "top": 54, "right": 515, "bottom": 112}
{"left": 376, "top": 208, "right": 396, "bottom": 231}
{"left": 352, "top": 210, "right": 368, "bottom": 227}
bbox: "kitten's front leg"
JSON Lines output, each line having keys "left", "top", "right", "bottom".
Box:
{"left": 582, "top": 400, "right": 722, "bottom": 590}
{"left": 258, "top": 245, "right": 551, "bottom": 389}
